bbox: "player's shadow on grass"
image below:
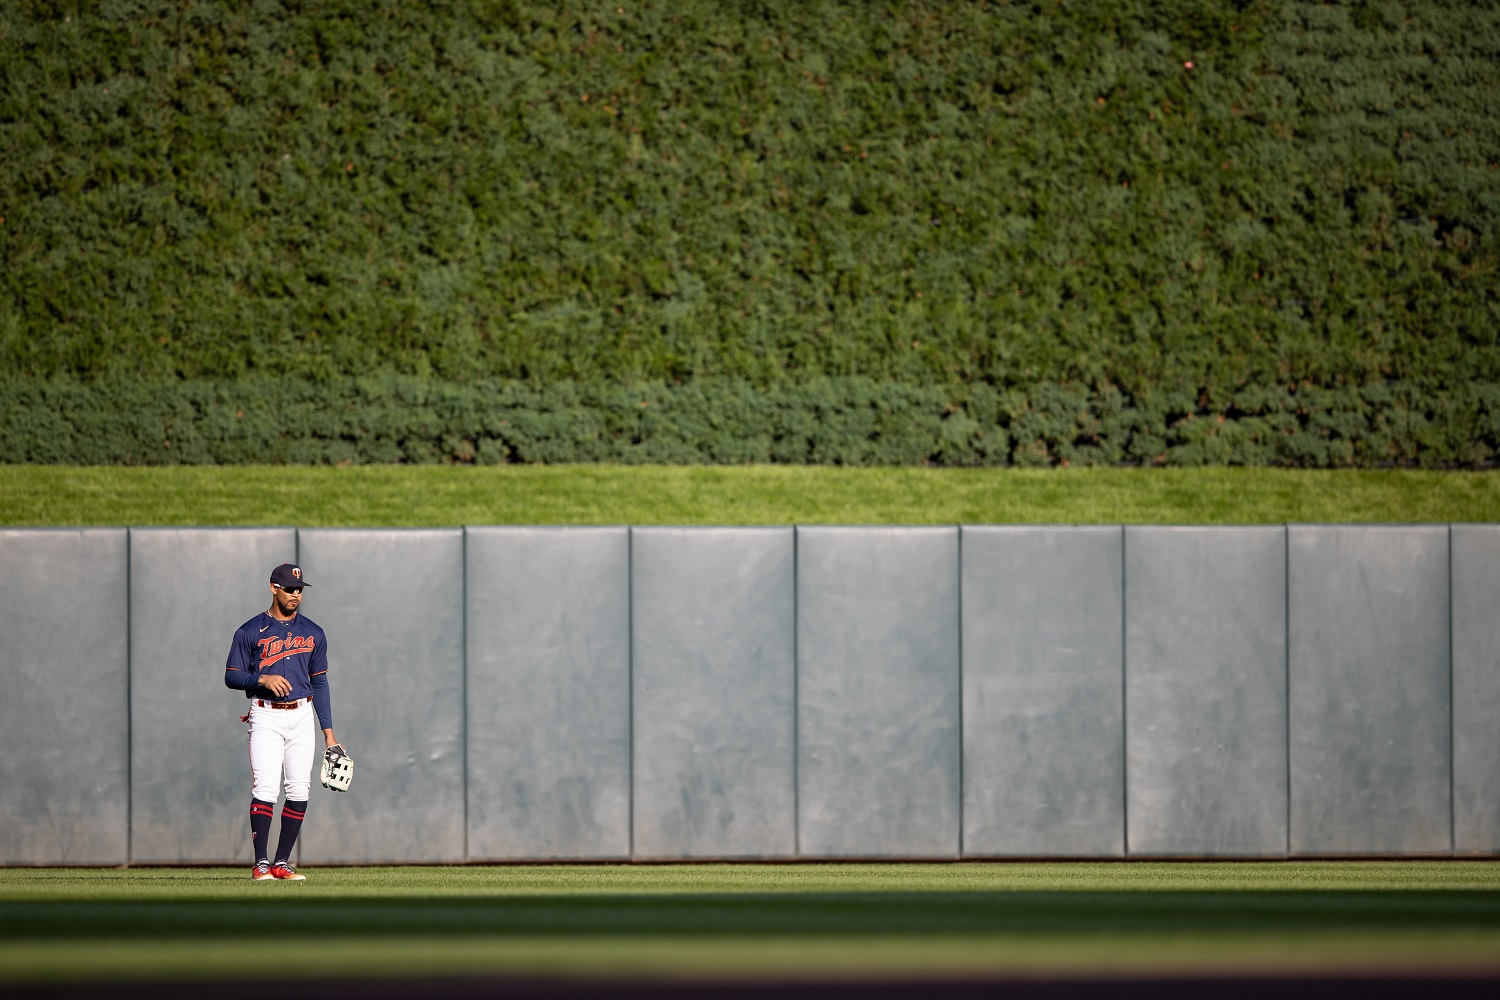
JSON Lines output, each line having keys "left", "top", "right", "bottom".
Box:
{"left": 5, "top": 891, "right": 1500, "bottom": 939}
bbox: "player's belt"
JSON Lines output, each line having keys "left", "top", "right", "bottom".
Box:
{"left": 255, "top": 698, "right": 309, "bottom": 709}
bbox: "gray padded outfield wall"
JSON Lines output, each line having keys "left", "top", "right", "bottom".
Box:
{"left": 1288, "top": 525, "right": 1451, "bottom": 856}
{"left": 1453, "top": 524, "right": 1500, "bottom": 855}
{"left": 632, "top": 528, "right": 796, "bottom": 858}
{"left": 465, "top": 527, "right": 630, "bottom": 860}
{"left": 129, "top": 528, "right": 297, "bottom": 864}
{"left": 961, "top": 526, "right": 1124, "bottom": 857}
{"left": 797, "top": 527, "right": 961, "bottom": 858}
{"left": 0, "top": 529, "right": 129, "bottom": 865}
{"left": 296, "top": 529, "right": 466, "bottom": 864}
{"left": 1125, "top": 526, "right": 1287, "bottom": 857}
{"left": 6, "top": 523, "right": 1500, "bottom": 864}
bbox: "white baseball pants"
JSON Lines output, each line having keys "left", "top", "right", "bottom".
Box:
{"left": 248, "top": 700, "right": 315, "bottom": 802}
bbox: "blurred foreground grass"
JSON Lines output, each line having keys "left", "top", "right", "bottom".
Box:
{"left": 1, "top": 863, "right": 1497, "bottom": 983}
{"left": 2, "top": 466, "right": 1496, "bottom": 526}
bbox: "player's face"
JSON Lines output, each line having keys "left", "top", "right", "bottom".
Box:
{"left": 272, "top": 584, "right": 303, "bottom": 615}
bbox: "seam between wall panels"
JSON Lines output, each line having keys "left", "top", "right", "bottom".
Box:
{"left": 627, "top": 527, "right": 635, "bottom": 861}
{"left": 1120, "top": 526, "right": 1128, "bottom": 858}
{"left": 792, "top": 526, "right": 800, "bottom": 859}
{"left": 1284, "top": 525, "right": 1291, "bottom": 859}
{"left": 462, "top": 528, "right": 469, "bottom": 863}
{"left": 956, "top": 526, "right": 964, "bottom": 860}
{"left": 1448, "top": 524, "right": 1455, "bottom": 856}
{"left": 125, "top": 528, "right": 133, "bottom": 867}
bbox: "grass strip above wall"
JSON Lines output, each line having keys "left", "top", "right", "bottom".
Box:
{"left": 2, "top": 464, "right": 1494, "bottom": 527}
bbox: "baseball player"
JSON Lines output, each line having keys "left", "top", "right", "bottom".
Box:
{"left": 224, "top": 563, "right": 342, "bottom": 881}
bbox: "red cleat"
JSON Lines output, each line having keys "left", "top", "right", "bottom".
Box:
{"left": 269, "top": 861, "right": 306, "bottom": 881}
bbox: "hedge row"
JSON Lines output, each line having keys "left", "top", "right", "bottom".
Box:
{"left": 5, "top": 377, "right": 1497, "bottom": 467}
{"left": 3, "top": 1, "right": 1497, "bottom": 403}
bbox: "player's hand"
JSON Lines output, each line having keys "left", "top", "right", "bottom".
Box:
{"left": 260, "top": 673, "right": 292, "bottom": 698}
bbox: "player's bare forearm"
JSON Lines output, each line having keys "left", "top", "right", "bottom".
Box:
{"left": 323, "top": 728, "right": 338, "bottom": 748}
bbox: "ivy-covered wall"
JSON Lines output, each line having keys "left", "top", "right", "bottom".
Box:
{"left": 2, "top": 1, "right": 1496, "bottom": 464}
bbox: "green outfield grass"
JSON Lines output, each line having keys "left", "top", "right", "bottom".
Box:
{"left": 2, "top": 466, "right": 1497, "bottom": 526}
{"left": 1, "top": 863, "right": 1498, "bottom": 983}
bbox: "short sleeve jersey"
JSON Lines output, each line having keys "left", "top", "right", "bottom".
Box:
{"left": 224, "top": 611, "right": 332, "bottom": 730}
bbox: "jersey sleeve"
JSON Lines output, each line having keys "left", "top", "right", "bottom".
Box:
{"left": 224, "top": 625, "right": 260, "bottom": 693}
{"left": 309, "top": 630, "right": 333, "bottom": 730}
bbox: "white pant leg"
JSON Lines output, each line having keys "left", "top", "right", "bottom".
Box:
{"left": 282, "top": 702, "right": 316, "bottom": 801}
{"left": 248, "top": 701, "right": 317, "bottom": 801}
{"left": 248, "top": 707, "right": 286, "bottom": 802}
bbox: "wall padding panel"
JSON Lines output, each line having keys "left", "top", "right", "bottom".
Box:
{"left": 296, "top": 529, "right": 465, "bottom": 864}
{"left": 632, "top": 528, "right": 796, "bottom": 858}
{"left": 465, "top": 527, "right": 630, "bottom": 860}
{"left": 129, "top": 528, "right": 296, "bottom": 863}
{"left": 1125, "top": 526, "right": 1287, "bottom": 857}
{"left": 1288, "top": 525, "right": 1451, "bottom": 856}
{"left": 0, "top": 530, "right": 128, "bottom": 865}
{"left": 1453, "top": 524, "right": 1500, "bottom": 856}
{"left": 961, "top": 526, "right": 1123, "bottom": 857}
{"left": 797, "top": 527, "right": 960, "bottom": 858}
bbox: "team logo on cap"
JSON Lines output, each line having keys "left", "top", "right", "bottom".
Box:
{"left": 291, "top": 567, "right": 302, "bottom": 580}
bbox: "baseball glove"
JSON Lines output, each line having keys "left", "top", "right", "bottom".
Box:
{"left": 320, "top": 744, "right": 354, "bottom": 792}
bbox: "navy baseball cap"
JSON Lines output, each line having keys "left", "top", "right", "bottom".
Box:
{"left": 270, "top": 563, "right": 310, "bottom": 589}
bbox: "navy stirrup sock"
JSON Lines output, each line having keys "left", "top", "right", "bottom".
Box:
{"left": 274, "top": 800, "right": 307, "bottom": 863}
{"left": 249, "top": 799, "right": 275, "bottom": 863}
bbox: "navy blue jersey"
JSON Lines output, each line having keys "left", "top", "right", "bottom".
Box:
{"left": 225, "top": 611, "right": 332, "bottom": 730}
